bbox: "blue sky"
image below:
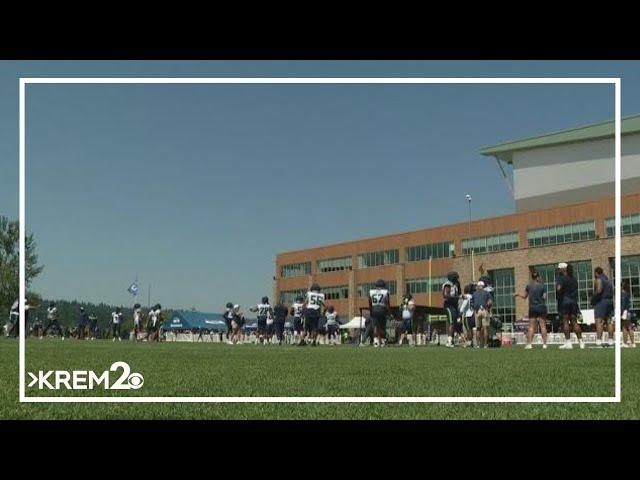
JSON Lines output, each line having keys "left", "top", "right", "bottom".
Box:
{"left": 1, "top": 61, "right": 638, "bottom": 311}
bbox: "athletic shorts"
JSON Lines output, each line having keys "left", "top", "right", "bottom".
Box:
{"left": 475, "top": 307, "right": 490, "bottom": 328}
{"left": 528, "top": 304, "right": 548, "bottom": 318}
{"left": 304, "top": 309, "right": 320, "bottom": 332}
{"left": 327, "top": 324, "right": 337, "bottom": 336}
{"left": 445, "top": 305, "right": 459, "bottom": 325}
{"left": 293, "top": 317, "right": 303, "bottom": 332}
{"left": 370, "top": 307, "right": 387, "bottom": 329}
{"left": 257, "top": 316, "right": 267, "bottom": 333}
{"left": 560, "top": 300, "right": 579, "bottom": 317}
{"left": 594, "top": 298, "right": 614, "bottom": 321}
{"left": 412, "top": 316, "right": 425, "bottom": 334}
{"left": 402, "top": 319, "right": 412, "bottom": 334}
{"left": 463, "top": 314, "right": 475, "bottom": 331}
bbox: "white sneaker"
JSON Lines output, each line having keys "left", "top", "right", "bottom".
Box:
{"left": 559, "top": 342, "right": 573, "bottom": 349}
{"left": 631, "top": 343, "right": 637, "bottom": 348}
{"left": 542, "top": 344, "right": 548, "bottom": 350}
{"left": 579, "top": 340, "right": 585, "bottom": 349}
{"left": 373, "top": 338, "right": 379, "bottom": 348}
{"left": 607, "top": 340, "right": 615, "bottom": 347}
{"left": 61, "top": 337, "right": 65, "bottom": 341}
{"left": 621, "top": 343, "right": 630, "bottom": 348}
{"left": 524, "top": 344, "right": 533, "bottom": 350}
{"left": 595, "top": 340, "right": 603, "bottom": 347}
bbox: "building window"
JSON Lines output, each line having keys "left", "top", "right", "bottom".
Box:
{"left": 531, "top": 260, "right": 594, "bottom": 312}
{"left": 610, "top": 255, "right": 640, "bottom": 310}
{"left": 405, "top": 276, "right": 448, "bottom": 295}
{"left": 357, "top": 249, "right": 399, "bottom": 268}
{"left": 280, "top": 289, "right": 306, "bottom": 305}
{"left": 317, "top": 256, "right": 353, "bottom": 273}
{"left": 461, "top": 232, "right": 519, "bottom": 255}
{"left": 527, "top": 221, "right": 595, "bottom": 247}
{"left": 280, "top": 262, "right": 311, "bottom": 278}
{"left": 573, "top": 260, "right": 595, "bottom": 311}
{"left": 405, "top": 241, "right": 454, "bottom": 262}
{"left": 605, "top": 213, "right": 640, "bottom": 237}
{"left": 323, "top": 285, "right": 350, "bottom": 300}
{"left": 357, "top": 281, "right": 397, "bottom": 297}
{"left": 489, "top": 268, "right": 515, "bottom": 323}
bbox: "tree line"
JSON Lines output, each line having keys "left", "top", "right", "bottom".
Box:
{"left": 1, "top": 214, "right": 173, "bottom": 336}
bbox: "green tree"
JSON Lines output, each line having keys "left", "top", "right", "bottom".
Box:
{"left": 0, "top": 215, "right": 44, "bottom": 315}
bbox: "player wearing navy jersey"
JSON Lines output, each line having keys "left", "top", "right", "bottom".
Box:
{"left": 250, "top": 297, "right": 273, "bottom": 345}
{"left": 302, "top": 283, "right": 325, "bottom": 346}
{"left": 77, "top": 306, "right": 89, "bottom": 340}
{"left": 290, "top": 296, "right": 305, "bottom": 344}
{"left": 369, "top": 279, "right": 390, "bottom": 347}
{"left": 273, "top": 302, "right": 288, "bottom": 345}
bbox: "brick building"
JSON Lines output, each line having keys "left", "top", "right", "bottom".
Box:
{"left": 275, "top": 115, "right": 640, "bottom": 323}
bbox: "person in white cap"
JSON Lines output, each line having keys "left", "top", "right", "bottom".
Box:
{"left": 556, "top": 263, "right": 584, "bottom": 349}
{"left": 472, "top": 280, "right": 493, "bottom": 348}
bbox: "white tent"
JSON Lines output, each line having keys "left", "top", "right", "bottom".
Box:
{"left": 339, "top": 316, "right": 367, "bottom": 329}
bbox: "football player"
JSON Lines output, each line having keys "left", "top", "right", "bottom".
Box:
{"left": 290, "top": 295, "right": 305, "bottom": 344}
{"left": 302, "top": 283, "right": 325, "bottom": 346}
{"left": 273, "top": 301, "right": 288, "bottom": 345}
{"left": 42, "top": 301, "right": 64, "bottom": 340}
{"left": 223, "top": 302, "right": 235, "bottom": 344}
{"left": 398, "top": 292, "right": 415, "bottom": 347}
{"left": 133, "top": 303, "right": 143, "bottom": 341}
{"left": 442, "top": 272, "right": 461, "bottom": 347}
{"left": 111, "top": 307, "right": 123, "bottom": 341}
{"left": 369, "top": 279, "right": 390, "bottom": 348}
{"left": 325, "top": 305, "right": 340, "bottom": 345}
{"left": 250, "top": 297, "right": 273, "bottom": 345}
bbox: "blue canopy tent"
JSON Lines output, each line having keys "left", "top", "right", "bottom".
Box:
{"left": 243, "top": 320, "right": 258, "bottom": 332}
{"left": 163, "top": 311, "right": 227, "bottom": 332}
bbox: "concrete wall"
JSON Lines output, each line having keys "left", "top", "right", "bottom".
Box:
{"left": 513, "top": 134, "right": 640, "bottom": 212}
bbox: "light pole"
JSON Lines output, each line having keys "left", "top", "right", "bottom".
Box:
{"left": 466, "top": 194, "right": 475, "bottom": 282}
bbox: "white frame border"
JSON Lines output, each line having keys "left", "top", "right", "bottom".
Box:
{"left": 18, "top": 77, "right": 622, "bottom": 403}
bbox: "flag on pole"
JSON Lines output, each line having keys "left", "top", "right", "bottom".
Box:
{"left": 127, "top": 281, "right": 139, "bottom": 297}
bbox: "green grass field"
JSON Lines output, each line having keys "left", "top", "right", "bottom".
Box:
{"left": 1, "top": 339, "right": 639, "bottom": 419}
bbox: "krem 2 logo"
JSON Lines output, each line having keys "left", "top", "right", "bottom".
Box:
{"left": 27, "top": 361, "right": 144, "bottom": 390}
